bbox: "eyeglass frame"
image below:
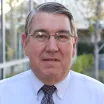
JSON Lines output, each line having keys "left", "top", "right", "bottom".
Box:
{"left": 29, "top": 29, "right": 75, "bottom": 44}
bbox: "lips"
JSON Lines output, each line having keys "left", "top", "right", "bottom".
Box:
{"left": 42, "top": 58, "right": 60, "bottom": 61}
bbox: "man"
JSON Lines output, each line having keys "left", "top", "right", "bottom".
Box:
{"left": 0, "top": 2, "right": 104, "bottom": 104}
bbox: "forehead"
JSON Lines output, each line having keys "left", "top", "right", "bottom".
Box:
{"left": 30, "top": 12, "right": 71, "bottom": 33}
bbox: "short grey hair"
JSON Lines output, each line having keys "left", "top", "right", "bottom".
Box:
{"left": 25, "top": 2, "right": 77, "bottom": 36}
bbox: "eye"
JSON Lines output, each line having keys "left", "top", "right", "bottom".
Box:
{"left": 56, "top": 33, "right": 70, "bottom": 42}
{"left": 57, "top": 34, "right": 69, "bottom": 39}
{"left": 33, "top": 32, "right": 48, "bottom": 41}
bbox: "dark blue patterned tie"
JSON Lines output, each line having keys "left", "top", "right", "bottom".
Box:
{"left": 41, "top": 85, "right": 56, "bottom": 104}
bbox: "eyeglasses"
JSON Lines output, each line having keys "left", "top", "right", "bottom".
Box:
{"left": 29, "top": 30, "right": 74, "bottom": 44}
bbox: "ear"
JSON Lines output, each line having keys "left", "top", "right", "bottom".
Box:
{"left": 21, "top": 32, "right": 28, "bottom": 56}
{"left": 72, "top": 36, "right": 78, "bottom": 58}
{"left": 73, "top": 36, "right": 78, "bottom": 48}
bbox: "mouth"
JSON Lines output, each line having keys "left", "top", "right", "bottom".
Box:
{"left": 42, "top": 58, "right": 60, "bottom": 61}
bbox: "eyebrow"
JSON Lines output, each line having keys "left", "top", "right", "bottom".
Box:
{"left": 32, "top": 29, "right": 71, "bottom": 35}
{"left": 32, "top": 29, "right": 47, "bottom": 34}
{"left": 57, "top": 30, "right": 71, "bottom": 34}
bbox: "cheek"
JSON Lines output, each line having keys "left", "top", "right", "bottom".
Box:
{"left": 27, "top": 45, "right": 42, "bottom": 68}
{"left": 27, "top": 43, "right": 45, "bottom": 59}
{"left": 63, "top": 43, "right": 73, "bottom": 58}
{"left": 61, "top": 44, "right": 73, "bottom": 66}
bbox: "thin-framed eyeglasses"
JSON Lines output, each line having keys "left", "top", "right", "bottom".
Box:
{"left": 29, "top": 30, "right": 74, "bottom": 44}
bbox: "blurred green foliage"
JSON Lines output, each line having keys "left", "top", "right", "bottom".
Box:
{"left": 72, "top": 54, "right": 93, "bottom": 73}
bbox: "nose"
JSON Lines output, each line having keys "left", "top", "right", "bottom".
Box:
{"left": 45, "top": 36, "right": 59, "bottom": 52}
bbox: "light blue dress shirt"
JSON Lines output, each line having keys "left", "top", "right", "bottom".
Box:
{"left": 0, "top": 70, "right": 104, "bottom": 104}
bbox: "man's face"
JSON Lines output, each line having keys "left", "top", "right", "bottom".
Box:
{"left": 22, "top": 12, "right": 77, "bottom": 85}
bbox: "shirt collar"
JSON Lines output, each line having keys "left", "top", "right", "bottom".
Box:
{"left": 55, "top": 71, "right": 71, "bottom": 99}
{"left": 29, "top": 69, "right": 71, "bottom": 99}
{"left": 29, "top": 70, "right": 44, "bottom": 95}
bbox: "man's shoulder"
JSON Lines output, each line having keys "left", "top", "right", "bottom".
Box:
{"left": 0, "top": 70, "right": 31, "bottom": 90}
{"left": 70, "top": 70, "right": 104, "bottom": 92}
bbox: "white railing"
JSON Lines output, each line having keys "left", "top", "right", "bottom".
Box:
{"left": 0, "top": 58, "right": 29, "bottom": 79}
{"left": 0, "top": 58, "right": 29, "bottom": 69}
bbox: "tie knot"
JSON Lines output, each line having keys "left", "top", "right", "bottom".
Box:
{"left": 41, "top": 85, "right": 56, "bottom": 95}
